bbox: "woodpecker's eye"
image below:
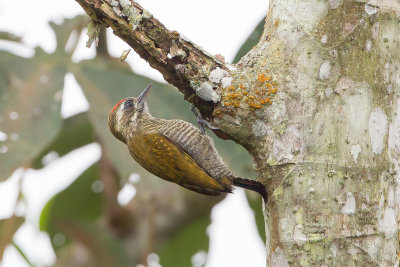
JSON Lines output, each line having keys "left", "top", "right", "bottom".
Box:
{"left": 124, "top": 99, "right": 133, "bottom": 109}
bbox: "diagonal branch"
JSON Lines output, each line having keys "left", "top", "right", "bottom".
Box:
{"left": 75, "top": 0, "right": 231, "bottom": 117}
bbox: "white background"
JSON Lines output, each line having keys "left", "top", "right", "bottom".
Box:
{"left": 0, "top": 1, "right": 268, "bottom": 266}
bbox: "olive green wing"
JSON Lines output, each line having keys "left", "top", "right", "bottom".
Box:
{"left": 129, "top": 133, "right": 231, "bottom": 195}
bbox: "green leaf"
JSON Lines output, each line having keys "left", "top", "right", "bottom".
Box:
{"left": 0, "top": 216, "right": 24, "bottom": 260}
{"left": 246, "top": 194, "right": 265, "bottom": 241}
{"left": 158, "top": 216, "right": 210, "bottom": 267}
{"left": 49, "top": 15, "right": 88, "bottom": 54}
{"left": 0, "top": 50, "right": 65, "bottom": 180}
{"left": 40, "top": 158, "right": 130, "bottom": 267}
{"left": 233, "top": 18, "right": 265, "bottom": 63}
{"left": 31, "top": 112, "right": 95, "bottom": 169}
{"left": 0, "top": 15, "right": 96, "bottom": 180}
{"left": 39, "top": 163, "right": 102, "bottom": 247}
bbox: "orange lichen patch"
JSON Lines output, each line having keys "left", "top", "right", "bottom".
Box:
{"left": 220, "top": 84, "right": 244, "bottom": 108}
{"left": 173, "top": 31, "right": 180, "bottom": 38}
{"left": 245, "top": 70, "right": 278, "bottom": 109}
{"left": 268, "top": 88, "right": 277, "bottom": 94}
{"left": 248, "top": 102, "right": 262, "bottom": 109}
{"left": 228, "top": 92, "right": 242, "bottom": 98}
{"left": 274, "top": 19, "right": 279, "bottom": 27}
{"left": 220, "top": 70, "right": 278, "bottom": 110}
{"left": 257, "top": 73, "right": 272, "bottom": 83}
{"left": 212, "top": 108, "right": 222, "bottom": 118}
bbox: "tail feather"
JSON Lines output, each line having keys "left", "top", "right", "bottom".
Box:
{"left": 232, "top": 177, "right": 268, "bottom": 202}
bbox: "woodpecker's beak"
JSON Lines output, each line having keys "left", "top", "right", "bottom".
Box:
{"left": 137, "top": 83, "right": 151, "bottom": 111}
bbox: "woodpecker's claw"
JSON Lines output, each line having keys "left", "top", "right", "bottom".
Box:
{"left": 198, "top": 119, "right": 218, "bottom": 134}
{"left": 190, "top": 104, "right": 218, "bottom": 134}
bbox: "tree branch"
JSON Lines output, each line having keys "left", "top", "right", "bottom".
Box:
{"left": 75, "top": 0, "right": 231, "bottom": 117}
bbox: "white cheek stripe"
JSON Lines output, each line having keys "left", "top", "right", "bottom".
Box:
{"left": 116, "top": 104, "right": 125, "bottom": 132}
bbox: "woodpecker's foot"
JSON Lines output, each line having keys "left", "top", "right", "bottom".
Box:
{"left": 190, "top": 104, "right": 218, "bottom": 134}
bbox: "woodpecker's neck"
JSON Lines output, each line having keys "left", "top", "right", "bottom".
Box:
{"left": 128, "top": 111, "right": 153, "bottom": 133}
{"left": 134, "top": 112, "right": 166, "bottom": 135}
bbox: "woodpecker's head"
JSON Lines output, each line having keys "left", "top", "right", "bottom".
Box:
{"left": 108, "top": 84, "right": 151, "bottom": 143}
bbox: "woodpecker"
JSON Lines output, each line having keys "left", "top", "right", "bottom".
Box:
{"left": 108, "top": 84, "right": 267, "bottom": 200}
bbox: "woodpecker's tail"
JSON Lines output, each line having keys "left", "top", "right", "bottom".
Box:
{"left": 232, "top": 177, "right": 268, "bottom": 202}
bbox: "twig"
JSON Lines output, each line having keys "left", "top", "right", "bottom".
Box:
{"left": 11, "top": 241, "right": 36, "bottom": 267}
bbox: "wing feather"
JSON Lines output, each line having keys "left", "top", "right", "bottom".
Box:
{"left": 128, "top": 133, "right": 231, "bottom": 195}
{"left": 160, "top": 120, "right": 234, "bottom": 181}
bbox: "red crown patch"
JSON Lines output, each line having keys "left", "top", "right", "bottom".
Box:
{"left": 111, "top": 98, "right": 126, "bottom": 113}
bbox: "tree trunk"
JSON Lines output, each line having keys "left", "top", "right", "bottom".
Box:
{"left": 257, "top": 1, "right": 400, "bottom": 265}
{"left": 75, "top": 0, "right": 400, "bottom": 265}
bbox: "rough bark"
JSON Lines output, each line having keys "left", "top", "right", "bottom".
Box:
{"left": 74, "top": 0, "right": 400, "bottom": 265}
{"left": 257, "top": 1, "right": 400, "bottom": 265}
